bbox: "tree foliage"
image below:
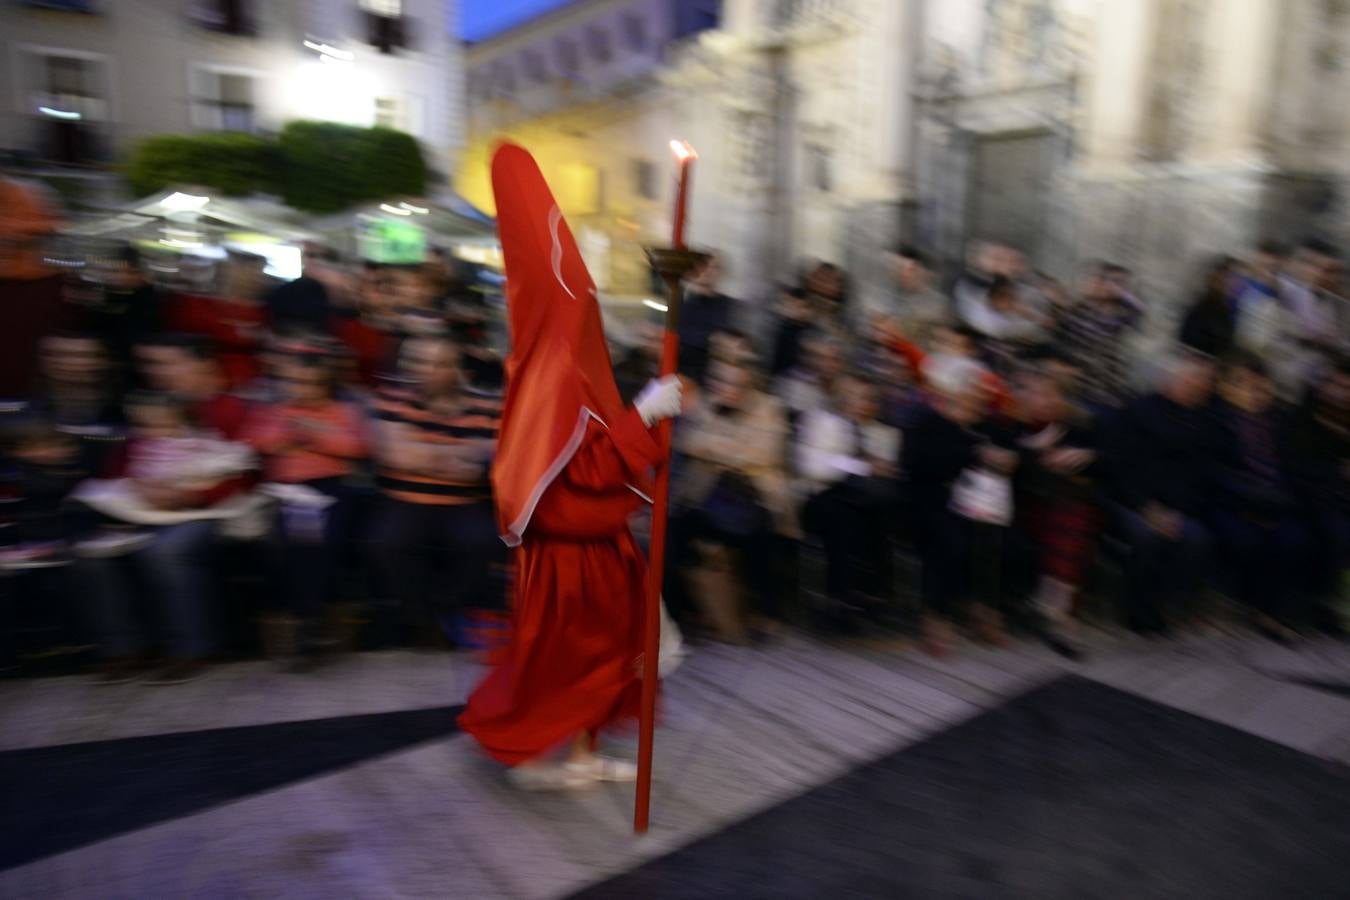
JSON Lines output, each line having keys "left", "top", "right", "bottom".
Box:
{"left": 125, "top": 123, "right": 428, "bottom": 213}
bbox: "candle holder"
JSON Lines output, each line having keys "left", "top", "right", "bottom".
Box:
{"left": 644, "top": 246, "right": 711, "bottom": 329}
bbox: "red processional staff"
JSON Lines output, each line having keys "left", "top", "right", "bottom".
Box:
{"left": 635, "top": 140, "right": 707, "bottom": 833}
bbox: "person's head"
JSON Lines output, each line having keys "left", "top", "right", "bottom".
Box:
{"left": 1015, "top": 367, "right": 1068, "bottom": 424}
{"left": 705, "top": 357, "right": 758, "bottom": 412}
{"left": 390, "top": 266, "right": 440, "bottom": 311}
{"left": 302, "top": 242, "right": 338, "bottom": 278}
{"left": 805, "top": 262, "right": 846, "bottom": 304}
{"left": 925, "top": 354, "right": 990, "bottom": 426}
{"left": 1316, "top": 255, "right": 1344, "bottom": 296}
{"left": 688, "top": 254, "right": 721, "bottom": 293}
{"left": 1289, "top": 237, "right": 1339, "bottom": 287}
{"left": 399, "top": 335, "right": 462, "bottom": 397}
{"left": 991, "top": 244, "right": 1027, "bottom": 279}
{"left": 135, "top": 334, "right": 218, "bottom": 398}
{"left": 709, "top": 327, "right": 754, "bottom": 366}
{"left": 1251, "top": 239, "right": 1287, "bottom": 284}
{"left": 125, "top": 390, "right": 190, "bottom": 440}
{"left": 3, "top": 417, "right": 74, "bottom": 468}
{"left": 836, "top": 372, "right": 881, "bottom": 423}
{"left": 1157, "top": 348, "right": 1216, "bottom": 409}
{"left": 1199, "top": 254, "right": 1237, "bottom": 302}
{"left": 1219, "top": 350, "right": 1275, "bottom": 414}
{"left": 804, "top": 333, "right": 846, "bottom": 381}
{"left": 106, "top": 244, "right": 148, "bottom": 290}
{"left": 891, "top": 245, "right": 932, "bottom": 293}
{"left": 41, "top": 332, "right": 107, "bottom": 388}
{"left": 1081, "top": 261, "right": 1128, "bottom": 303}
{"left": 222, "top": 250, "right": 267, "bottom": 301}
{"left": 1031, "top": 348, "right": 1083, "bottom": 401}
{"left": 987, "top": 275, "right": 1018, "bottom": 312}
{"left": 279, "top": 337, "right": 339, "bottom": 406}
{"left": 1308, "top": 357, "right": 1350, "bottom": 420}
{"left": 779, "top": 285, "right": 812, "bottom": 321}
{"left": 931, "top": 324, "right": 981, "bottom": 360}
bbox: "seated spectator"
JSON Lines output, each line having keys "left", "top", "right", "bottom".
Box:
{"left": 769, "top": 286, "right": 815, "bottom": 377}
{"left": 31, "top": 332, "right": 125, "bottom": 476}
{"left": 903, "top": 355, "right": 1023, "bottom": 655}
{"left": 1207, "top": 352, "right": 1307, "bottom": 639}
{"left": 1283, "top": 358, "right": 1350, "bottom": 630}
{"left": 1014, "top": 365, "right": 1103, "bottom": 657}
{"left": 964, "top": 275, "right": 1049, "bottom": 375}
{"left": 370, "top": 336, "right": 503, "bottom": 644}
{"left": 670, "top": 357, "right": 794, "bottom": 638}
{"left": 679, "top": 254, "right": 734, "bottom": 384}
{"left": 1179, "top": 255, "right": 1238, "bottom": 357}
{"left": 76, "top": 390, "right": 260, "bottom": 684}
{"left": 0, "top": 416, "right": 83, "bottom": 553}
{"left": 170, "top": 250, "right": 270, "bottom": 390}
{"left": 134, "top": 333, "right": 250, "bottom": 440}
{"left": 775, "top": 332, "right": 845, "bottom": 424}
{"left": 880, "top": 245, "right": 951, "bottom": 350}
{"left": 243, "top": 339, "right": 370, "bottom": 665}
{"left": 1055, "top": 262, "right": 1145, "bottom": 411}
{"left": 263, "top": 243, "right": 336, "bottom": 334}
{"left": 803, "top": 261, "right": 850, "bottom": 328}
{"left": 90, "top": 244, "right": 163, "bottom": 375}
{"left": 1106, "top": 350, "right": 1217, "bottom": 634}
{"left": 798, "top": 372, "right": 902, "bottom": 627}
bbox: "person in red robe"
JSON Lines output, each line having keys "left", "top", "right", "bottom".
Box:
{"left": 458, "top": 144, "right": 682, "bottom": 789}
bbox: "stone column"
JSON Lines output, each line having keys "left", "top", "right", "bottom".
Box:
{"left": 1190, "top": 0, "right": 1278, "bottom": 166}
{"left": 1079, "top": 0, "right": 1157, "bottom": 168}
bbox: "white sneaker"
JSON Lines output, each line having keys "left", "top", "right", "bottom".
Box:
{"left": 507, "top": 762, "right": 594, "bottom": 792}
{"left": 566, "top": 755, "right": 639, "bottom": 783}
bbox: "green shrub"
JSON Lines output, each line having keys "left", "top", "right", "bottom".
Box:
{"left": 125, "top": 132, "right": 280, "bottom": 197}
{"left": 124, "top": 124, "right": 428, "bottom": 213}
{"left": 279, "top": 121, "right": 427, "bottom": 213}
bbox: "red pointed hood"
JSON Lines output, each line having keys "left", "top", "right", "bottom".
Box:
{"left": 489, "top": 143, "right": 631, "bottom": 546}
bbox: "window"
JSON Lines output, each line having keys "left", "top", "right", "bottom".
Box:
{"left": 587, "top": 26, "right": 612, "bottom": 63}
{"left": 190, "top": 0, "right": 256, "bottom": 36}
{"left": 523, "top": 50, "right": 548, "bottom": 82}
{"left": 28, "top": 51, "right": 109, "bottom": 121}
{"left": 494, "top": 62, "right": 517, "bottom": 95}
{"left": 192, "top": 69, "right": 256, "bottom": 132}
{"left": 674, "top": 0, "right": 720, "bottom": 38}
{"left": 622, "top": 13, "right": 648, "bottom": 51}
{"left": 632, "top": 159, "right": 657, "bottom": 201}
{"left": 362, "top": 0, "right": 409, "bottom": 53}
{"left": 556, "top": 37, "right": 581, "bottom": 76}
{"left": 374, "top": 97, "right": 399, "bottom": 129}
{"left": 21, "top": 48, "right": 110, "bottom": 162}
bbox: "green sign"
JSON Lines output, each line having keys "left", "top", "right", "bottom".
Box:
{"left": 360, "top": 217, "right": 426, "bottom": 265}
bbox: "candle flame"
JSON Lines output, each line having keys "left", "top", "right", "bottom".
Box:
{"left": 669, "top": 140, "right": 698, "bottom": 162}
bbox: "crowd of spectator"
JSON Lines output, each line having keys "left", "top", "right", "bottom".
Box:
{"left": 2, "top": 172, "right": 1347, "bottom": 683}
{"left": 660, "top": 239, "right": 1348, "bottom": 658}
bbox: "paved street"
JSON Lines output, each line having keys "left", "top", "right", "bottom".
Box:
{"left": 3, "top": 628, "right": 1349, "bottom": 898}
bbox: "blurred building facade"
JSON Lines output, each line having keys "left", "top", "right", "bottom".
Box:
{"left": 0, "top": 0, "right": 464, "bottom": 178}
{"left": 917, "top": 0, "right": 1350, "bottom": 331}
{"left": 457, "top": 0, "right": 721, "bottom": 296}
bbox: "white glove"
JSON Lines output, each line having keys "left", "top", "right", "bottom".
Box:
{"left": 829, "top": 454, "right": 873, "bottom": 478}
{"left": 635, "top": 375, "right": 682, "bottom": 427}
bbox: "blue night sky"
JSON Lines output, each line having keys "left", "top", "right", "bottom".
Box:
{"left": 459, "top": 0, "right": 574, "bottom": 41}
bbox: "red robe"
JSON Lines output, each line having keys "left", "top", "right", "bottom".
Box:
{"left": 459, "top": 142, "right": 659, "bottom": 765}
{"left": 458, "top": 409, "right": 660, "bottom": 764}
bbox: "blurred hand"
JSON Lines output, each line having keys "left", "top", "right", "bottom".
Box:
{"left": 635, "top": 375, "right": 683, "bottom": 427}
{"left": 136, "top": 480, "right": 192, "bottom": 511}
{"left": 1043, "top": 448, "right": 1093, "bottom": 474}
{"left": 977, "top": 445, "right": 1019, "bottom": 474}
{"left": 1142, "top": 502, "right": 1183, "bottom": 540}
